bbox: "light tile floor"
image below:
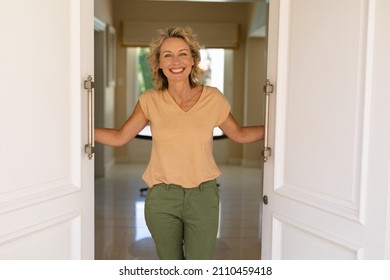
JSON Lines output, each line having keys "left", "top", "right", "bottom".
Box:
{"left": 95, "top": 163, "right": 263, "bottom": 260}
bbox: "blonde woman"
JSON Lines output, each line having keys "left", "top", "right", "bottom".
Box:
{"left": 95, "top": 26, "right": 264, "bottom": 259}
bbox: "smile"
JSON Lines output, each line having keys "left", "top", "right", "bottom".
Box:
{"left": 170, "top": 67, "right": 185, "bottom": 73}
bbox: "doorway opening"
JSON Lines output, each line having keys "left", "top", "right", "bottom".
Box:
{"left": 93, "top": 0, "right": 268, "bottom": 260}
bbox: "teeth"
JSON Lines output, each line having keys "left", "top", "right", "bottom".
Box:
{"left": 171, "top": 68, "right": 184, "bottom": 73}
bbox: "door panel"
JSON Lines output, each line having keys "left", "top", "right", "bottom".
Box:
{"left": 272, "top": 215, "right": 358, "bottom": 259}
{"left": 262, "top": 0, "right": 390, "bottom": 259}
{"left": 0, "top": 0, "right": 94, "bottom": 259}
{"left": 280, "top": 0, "right": 367, "bottom": 221}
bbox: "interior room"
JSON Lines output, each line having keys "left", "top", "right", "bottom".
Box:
{"left": 94, "top": 0, "right": 267, "bottom": 260}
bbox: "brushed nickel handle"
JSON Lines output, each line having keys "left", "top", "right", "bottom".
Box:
{"left": 84, "top": 75, "right": 95, "bottom": 159}
{"left": 262, "top": 79, "right": 273, "bottom": 162}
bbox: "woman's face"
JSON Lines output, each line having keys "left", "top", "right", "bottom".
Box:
{"left": 159, "top": 38, "right": 195, "bottom": 84}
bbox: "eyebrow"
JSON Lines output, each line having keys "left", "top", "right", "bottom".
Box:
{"left": 161, "top": 49, "right": 190, "bottom": 54}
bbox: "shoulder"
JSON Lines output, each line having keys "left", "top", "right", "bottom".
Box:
{"left": 203, "top": 85, "right": 229, "bottom": 102}
{"left": 204, "top": 85, "right": 224, "bottom": 97}
{"left": 139, "top": 88, "right": 163, "bottom": 102}
{"left": 204, "top": 85, "right": 221, "bottom": 94}
{"left": 138, "top": 89, "right": 161, "bottom": 119}
{"left": 140, "top": 88, "right": 160, "bottom": 98}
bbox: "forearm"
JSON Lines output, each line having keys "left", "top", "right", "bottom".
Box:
{"left": 94, "top": 127, "right": 128, "bottom": 147}
{"left": 219, "top": 114, "right": 264, "bottom": 144}
{"left": 237, "top": 125, "right": 264, "bottom": 144}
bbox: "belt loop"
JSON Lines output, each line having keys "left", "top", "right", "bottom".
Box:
{"left": 166, "top": 184, "right": 170, "bottom": 191}
{"left": 199, "top": 182, "right": 204, "bottom": 192}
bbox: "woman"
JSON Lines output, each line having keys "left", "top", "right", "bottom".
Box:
{"left": 95, "top": 26, "right": 264, "bottom": 260}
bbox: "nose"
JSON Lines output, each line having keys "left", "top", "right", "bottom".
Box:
{"left": 172, "top": 55, "right": 180, "bottom": 64}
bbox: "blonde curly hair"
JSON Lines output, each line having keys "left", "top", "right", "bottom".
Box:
{"left": 148, "top": 26, "right": 204, "bottom": 91}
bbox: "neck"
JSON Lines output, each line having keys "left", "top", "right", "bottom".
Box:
{"left": 168, "top": 82, "right": 192, "bottom": 99}
{"left": 167, "top": 83, "right": 203, "bottom": 112}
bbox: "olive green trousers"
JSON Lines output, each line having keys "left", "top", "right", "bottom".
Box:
{"left": 145, "top": 179, "right": 219, "bottom": 260}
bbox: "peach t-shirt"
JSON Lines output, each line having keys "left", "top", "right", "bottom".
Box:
{"left": 138, "top": 85, "right": 231, "bottom": 188}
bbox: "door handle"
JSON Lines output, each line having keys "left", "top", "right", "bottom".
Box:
{"left": 262, "top": 79, "right": 273, "bottom": 162}
{"left": 84, "top": 75, "right": 95, "bottom": 159}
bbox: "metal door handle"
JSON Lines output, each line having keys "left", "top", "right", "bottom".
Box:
{"left": 262, "top": 79, "right": 273, "bottom": 162}
{"left": 84, "top": 75, "right": 95, "bottom": 159}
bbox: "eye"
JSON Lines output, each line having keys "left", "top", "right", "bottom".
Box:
{"left": 180, "top": 51, "right": 192, "bottom": 57}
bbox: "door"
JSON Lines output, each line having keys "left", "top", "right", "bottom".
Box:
{"left": 0, "top": 0, "right": 94, "bottom": 259}
{"left": 262, "top": 0, "right": 390, "bottom": 259}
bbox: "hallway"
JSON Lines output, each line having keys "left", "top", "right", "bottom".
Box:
{"left": 95, "top": 163, "right": 263, "bottom": 260}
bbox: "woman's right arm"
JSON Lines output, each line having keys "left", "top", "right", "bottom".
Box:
{"left": 94, "top": 101, "right": 149, "bottom": 147}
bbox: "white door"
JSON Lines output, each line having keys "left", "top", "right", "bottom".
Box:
{"left": 0, "top": 0, "right": 94, "bottom": 259}
{"left": 262, "top": 0, "right": 390, "bottom": 259}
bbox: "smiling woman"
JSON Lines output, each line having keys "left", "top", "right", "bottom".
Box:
{"left": 94, "top": 26, "right": 264, "bottom": 260}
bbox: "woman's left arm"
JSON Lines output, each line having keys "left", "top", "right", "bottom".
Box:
{"left": 219, "top": 113, "right": 264, "bottom": 144}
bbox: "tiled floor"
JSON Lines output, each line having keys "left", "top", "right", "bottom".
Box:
{"left": 95, "top": 163, "right": 263, "bottom": 260}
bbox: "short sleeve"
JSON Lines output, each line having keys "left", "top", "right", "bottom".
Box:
{"left": 138, "top": 90, "right": 151, "bottom": 120}
{"left": 215, "top": 90, "right": 231, "bottom": 126}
